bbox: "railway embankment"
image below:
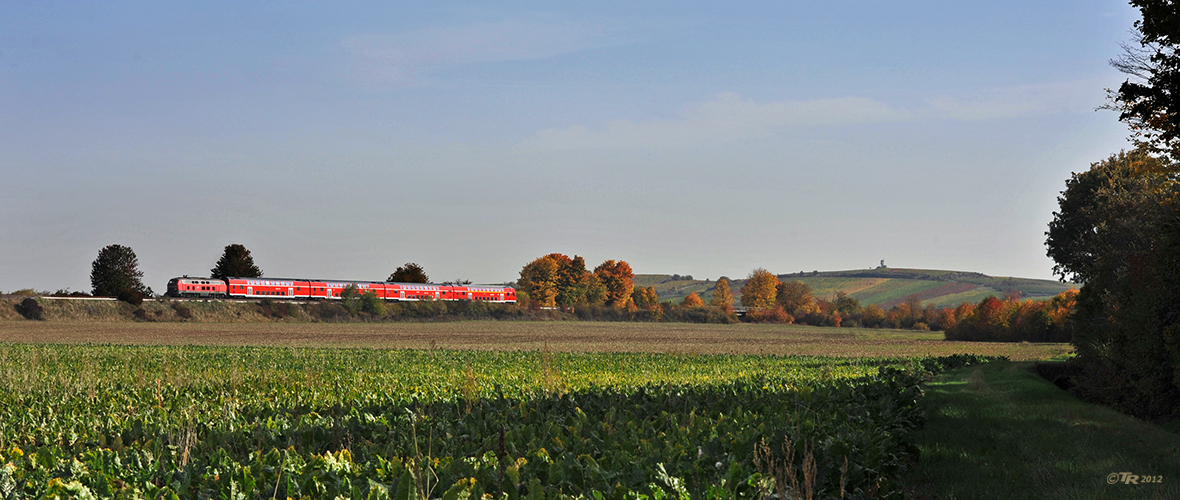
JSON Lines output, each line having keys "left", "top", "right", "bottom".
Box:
{"left": 1, "top": 295, "right": 542, "bottom": 323}
{"left": 2, "top": 295, "right": 278, "bottom": 322}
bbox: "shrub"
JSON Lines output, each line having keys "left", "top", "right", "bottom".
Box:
{"left": 15, "top": 298, "right": 44, "bottom": 321}
{"left": 258, "top": 298, "right": 291, "bottom": 319}
{"left": 172, "top": 303, "right": 193, "bottom": 319}
{"left": 116, "top": 289, "right": 145, "bottom": 306}
{"left": 359, "top": 290, "right": 386, "bottom": 316}
{"left": 681, "top": 292, "right": 705, "bottom": 307}
{"left": 745, "top": 306, "right": 793, "bottom": 324}
{"left": 662, "top": 306, "right": 738, "bottom": 324}
{"left": 310, "top": 302, "right": 351, "bottom": 322}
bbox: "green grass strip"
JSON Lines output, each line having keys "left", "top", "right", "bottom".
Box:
{"left": 905, "top": 361, "right": 1180, "bottom": 499}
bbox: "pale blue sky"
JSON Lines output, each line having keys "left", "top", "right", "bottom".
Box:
{"left": 1, "top": 1, "right": 1142, "bottom": 291}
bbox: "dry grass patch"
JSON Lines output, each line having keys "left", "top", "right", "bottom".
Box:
{"left": 0, "top": 320, "right": 1071, "bottom": 359}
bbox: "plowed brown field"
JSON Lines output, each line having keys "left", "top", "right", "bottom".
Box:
{"left": 0, "top": 320, "right": 1070, "bottom": 360}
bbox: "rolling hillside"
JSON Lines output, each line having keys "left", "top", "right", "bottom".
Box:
{"left": 634, "top": 268, "right": 1077, "bottom": 308}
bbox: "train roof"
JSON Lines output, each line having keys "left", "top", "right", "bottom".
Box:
{"left": 224, "top": 277, "right": 511, "bottom": 288}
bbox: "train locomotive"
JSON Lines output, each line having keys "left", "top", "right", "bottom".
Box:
{"left": 167, "top": 276, "right": 517, "bottom": 303}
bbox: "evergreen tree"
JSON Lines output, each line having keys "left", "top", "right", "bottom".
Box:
{"left": 90, "top": 244, "right": 150, "bottom": 297}
{"left": 210, "top": 244, "right": 263, "bottom": 279}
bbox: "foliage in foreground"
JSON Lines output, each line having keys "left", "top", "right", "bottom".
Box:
{"left": 0, "top": 345, "right": 1000, "bottom": 499}
{"left": 1046, "top": 148, "right": 1180, "bottom": 421}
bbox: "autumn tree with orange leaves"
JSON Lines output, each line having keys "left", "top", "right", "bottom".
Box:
{"left": 709, "top": 277, "right": 733, "bottom": 308}
{"left": 518, "top": 255, "right": 562, "bottom": 307}
{"left": 632, "top": 286, "right": 659, "bottom": 308}
{"left": 740, "top": 268, "right": 778, "bottom": 308}
{"left": 519, "top": 253, "right": 612, "bottom": 307}
{"left": 682, "top": 292, "right": 705, "bottom": 307}
{"left": 775, "top": 280, "right": 815, "bottom": 316}
{"left": 594, "top": 260, "right": 635, "bottom": 307}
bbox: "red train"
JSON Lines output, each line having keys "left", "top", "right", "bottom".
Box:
{"left": 166, "top": 276, "right": 517, "bottom": 303}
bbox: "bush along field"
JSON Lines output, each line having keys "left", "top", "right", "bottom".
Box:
{"left": 0, "top": 346, "right": 1001, "bottom": 500}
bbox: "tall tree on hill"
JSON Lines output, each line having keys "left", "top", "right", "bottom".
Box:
{"left": 90, "top": 244, "right": 151, "bottom": 298}
{"left": 210, "top": 244, "right": 262, "bottom": 279}
{"left": 740, "top": 269, "right": 778, "bottom": 308}
{"left": 388, "top": 263, "right": 429, "bottom": 283}
{"left": 594, "top": 260, "right": 634, "bottom": 307}
{"left": 709, "top": 277, "right": 733, "bottom": 308}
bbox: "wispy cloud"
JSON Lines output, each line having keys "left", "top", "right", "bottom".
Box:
{"left": 526, "top": 92, "right": 913, "bottom": 150}
{"left": 526, "top": 81, "right": 1105, "bottom": 150}
{"left": 922, "top": 80, "right": 1104, "bottom": 121}
{"left": 344, "top": 14, "right": 638, "bottom": 88}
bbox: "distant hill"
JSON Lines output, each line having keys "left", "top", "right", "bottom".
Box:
{"left": 633, "top": 268, "right": 1078, "bottom": 308}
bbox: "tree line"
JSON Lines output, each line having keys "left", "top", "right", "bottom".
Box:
{"left": 86, "top": 243, "right": 435, "bottom": 304}
{"left": 730, "top": 268, "right": 1078, "bottom": 338}
{"left": 1039, "top": 0, "right": 1180, "bottom": 422}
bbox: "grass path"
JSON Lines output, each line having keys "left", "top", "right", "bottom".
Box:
{"left": 905, "top": 362, "right": 1180, "bottom": 499}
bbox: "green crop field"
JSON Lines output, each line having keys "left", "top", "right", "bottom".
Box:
{"left": 0, "top": 340, "right": 999, "bottom": 500}
{"left": 842, "top": 279, "right": 948, "bottom": 307}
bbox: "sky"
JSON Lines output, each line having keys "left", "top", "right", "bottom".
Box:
{"left": 0, "top": 1, "right": 1145, "bottom": 292}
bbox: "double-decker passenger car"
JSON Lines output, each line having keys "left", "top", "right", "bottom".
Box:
{"left": 170, "top": 275, "right": 516, "bottom": 303}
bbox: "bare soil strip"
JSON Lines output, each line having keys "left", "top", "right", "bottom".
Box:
{"left": 0, "top": 320, "right": 1070, "bottom": 359}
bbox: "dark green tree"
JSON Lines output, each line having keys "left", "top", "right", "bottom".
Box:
{"left": 1110, "top": 1, "right": 1180, "bottom": 163}
{"left": 1045, "top": 150, "right": 1169, "bottom": 284}
{"left": 388, "top": 263, "right": 429, "bottom": 283}
{"left": 833, "top": 291, "right": 861, "bottom": 316}
{"left": 90, "top": 244, "right": 151, "bottom": 298}
{"left": 1046, "top": 149, "right": 1180, "bottom": 420}
{"left": 210, "top": 244, "right": 263, "bottom": 279}
{"left": 555, "top": 255, "right": 588, "bottom": 306}
{"left": 576, "top": 271, "right": 607, "bottom": 306}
